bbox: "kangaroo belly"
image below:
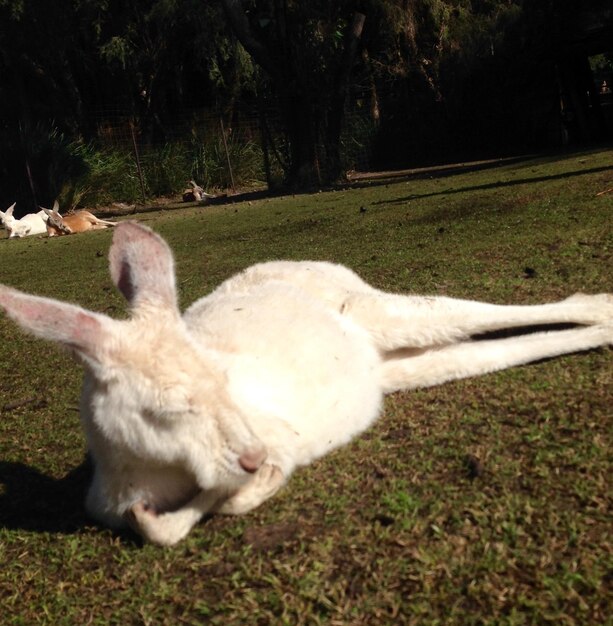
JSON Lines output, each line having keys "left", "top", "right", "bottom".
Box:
{"left": 185, "top": 285, "right": 383, "bottom": 467}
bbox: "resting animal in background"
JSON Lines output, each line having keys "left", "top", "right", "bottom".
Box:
{"left": 0, "top": 222, "right": 611, "bottom": 545}
{"left": 43, "top": 201, "right": 117, "bottom": 236}
{"left": 0, "top": 202, "right": 49, "bottom": 238}
{"left": 182, "top": 180, "right": 214, "bottom": 202}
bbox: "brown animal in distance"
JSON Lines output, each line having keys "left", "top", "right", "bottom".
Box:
{"left": 43, "top": 202, "right": 117, "bottom": 236}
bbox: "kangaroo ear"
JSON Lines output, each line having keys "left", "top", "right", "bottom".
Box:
{"left": 108, "top": 222, "right": 178, "bottom": 313}
{"left": 6, "top": 203, "right": 15, "bottom": 217}
{"left": 0, "top": 285, "right": 114, "bottom": 367}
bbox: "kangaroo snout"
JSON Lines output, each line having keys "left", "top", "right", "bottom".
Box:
{"left": 239, "top": 446, "right": 268, "bottom": 473}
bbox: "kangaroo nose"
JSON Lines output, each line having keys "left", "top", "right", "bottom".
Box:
{"left": 239, "top": 446, "right": 267, "bottom": 473}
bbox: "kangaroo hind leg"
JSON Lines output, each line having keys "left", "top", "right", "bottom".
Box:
{"left": 341, "top": 291, "right": 613, "bottom": 352}
{"left": 380, "top": 323, "right": 612, "bottom": 392}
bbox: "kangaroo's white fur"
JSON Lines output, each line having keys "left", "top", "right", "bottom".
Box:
{"left": 0, "top": 222, "right": 611, "bottom": 545}
{"left": 0, "top": 202, "right": 49, "bottom": 238}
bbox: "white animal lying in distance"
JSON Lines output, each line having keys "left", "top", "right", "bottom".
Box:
{"left": 42, "top": 201, "right": 116, "bottom": 236}
{"left": 0, "top": 222, "right": 611, "bottom": 546}
{"left": 0, "top": 202, "right": 49, "bottom": 238}
{"left": 182, "top": 180, "right": 215, "bottom": 202}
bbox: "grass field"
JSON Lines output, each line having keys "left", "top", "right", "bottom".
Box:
{"left": 0, "top": 148, "right": 611, "bottom": 625}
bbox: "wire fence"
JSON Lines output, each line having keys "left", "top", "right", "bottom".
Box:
{"left": 1, "top": 100, "right": 381, "bottom": 213}
{"left": 86, "top": 103, "right": 378, "bottom": 198}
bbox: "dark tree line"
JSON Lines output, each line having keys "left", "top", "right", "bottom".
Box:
{"left": 0, "top": 0, "right": 611, "bottom": 199}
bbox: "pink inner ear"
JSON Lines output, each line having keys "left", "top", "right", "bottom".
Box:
{"left": 108, "top": 222, "right": 177, "bottom": 310}
{"left": 74, "top": 311, "right": 103, "bottom": 342}
{"left": 115, "top": 259, "right": 135, "bottom": 303}
{"left": 0, "top": 286, "right": 107, "bottom": 361}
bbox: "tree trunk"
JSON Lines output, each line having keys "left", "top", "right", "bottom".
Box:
{"left": 220, "top": 1, "right": 364, "bottom": 188}
{"left": 283, "top": 93, "right": 320, "bottom": 188}
{"left": 325, "top": 13, "right": 366, "bottom": 182}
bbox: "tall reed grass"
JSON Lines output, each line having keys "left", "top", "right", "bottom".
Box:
{"left": 0, "top": 124, "right": 268, "bottom": 212}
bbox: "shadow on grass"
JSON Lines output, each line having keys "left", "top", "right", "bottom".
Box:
{"left": 0, "top": 456, "right": 143, "bottom": 543}
{"left": 372, "top": 164, "right": 612, "bottom": 206}
{"left": 0, "top": 457, "right": 92, "bottom": 533}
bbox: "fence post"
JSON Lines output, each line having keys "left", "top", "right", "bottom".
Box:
{"left": 18, "top": 121, "right": 38, "bottom": 211}
{"left": 219, "top": 116, "right": 236, "bottom": 193}
{"left": 24, "top": 157, "right": 38, "bottom": 211}
{"left": 130, "top": 120, "right": 147, "bottom": 204}
{"left": 257, "top": 92, "right": 273, "bottom": 190}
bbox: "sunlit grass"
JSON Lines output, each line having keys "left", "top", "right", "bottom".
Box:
{"left": 0, "top": 147, "right": 611, "bottom": 624}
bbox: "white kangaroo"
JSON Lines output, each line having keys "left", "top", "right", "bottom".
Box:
{"left": 0, "top": 222, "right": 610, "bottom": 546}
{"left": 182, "top": 180, "right": 215, "bottom": 203}
{"left": 0, "top": 202, "right": 48, "bottom": 238}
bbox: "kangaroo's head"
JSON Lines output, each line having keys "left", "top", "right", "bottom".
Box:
{"left": 0, "top": 222, "right": 267, "bottom": 516}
